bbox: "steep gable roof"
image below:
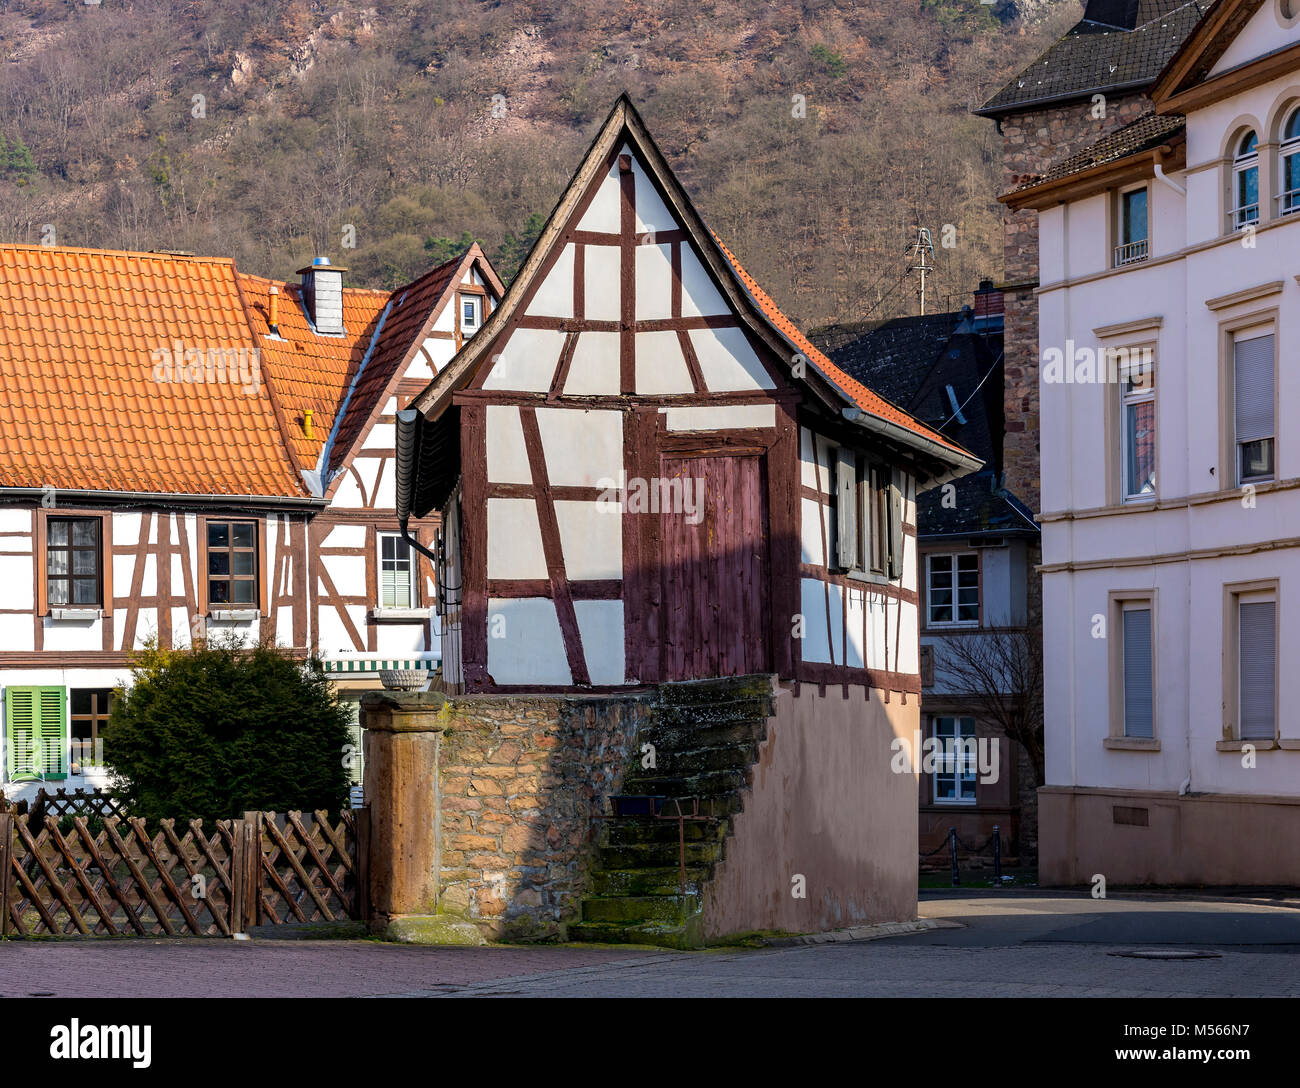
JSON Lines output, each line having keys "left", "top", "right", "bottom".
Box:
{"left": 410, "top": 95, "right": 980, "bottom": 481}
{"left": 323, "top": 245, "right": 503, "bottom": 490}
{"left": 976, "top": 0, "right": 1202, "bottom": 118}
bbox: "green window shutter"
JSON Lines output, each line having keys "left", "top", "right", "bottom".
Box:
{"left": 38, "top": 686, "right": 67, "bottom": 779}
{"left": 5, "top": 686, "right": 36, "bottom": 779}
{"left": 5, "top": 686, "right": 66, "bottom": 781}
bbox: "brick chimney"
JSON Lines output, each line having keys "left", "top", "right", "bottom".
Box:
{"left": 297, "top": 256, "right": 345, "bottom": 335}
{"left": 972, "top": 278, "right": 1004, "bottom": 332}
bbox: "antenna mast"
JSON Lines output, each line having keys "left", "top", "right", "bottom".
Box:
{"left": 907, "top": 226, "right": 935, "bottom": 315}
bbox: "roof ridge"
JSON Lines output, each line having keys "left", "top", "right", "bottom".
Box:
{"left": 0, "top": 241, "right": 236, "bottom": 265}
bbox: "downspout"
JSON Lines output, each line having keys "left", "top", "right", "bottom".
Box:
{"left": 1153, "top": 149, "right": 1186, "bottom": 197}
{"left": 395, "top": 408, "right": 439, "bottom": 567}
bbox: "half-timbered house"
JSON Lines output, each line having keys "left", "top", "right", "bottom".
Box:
{"left": 0, "top": 241, "right": 501, "bottom": 803}
{"left": 394, "top": 96, "right": 982, "bottom": 936}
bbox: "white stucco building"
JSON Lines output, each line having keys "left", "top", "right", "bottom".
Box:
{"left": 1004, "top": 0, "right": 1300, "bottom": 883}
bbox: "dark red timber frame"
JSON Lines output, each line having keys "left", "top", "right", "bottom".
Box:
{"left": 454, "top": 140, "right": 805, "bottom": 693}
{"left": 793, "top": 408, "right": 923, "bottom": 697}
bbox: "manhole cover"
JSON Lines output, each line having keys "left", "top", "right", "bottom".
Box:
{"left": 1109, "top": 949, "right": 1221, "bottom": 960}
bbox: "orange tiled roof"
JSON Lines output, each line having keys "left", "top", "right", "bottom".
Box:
{"left": 0, "top": 245, "right": 305, "bottom": 497}
{"left": 711, "top": 235, "right": 975, "bottom": 460}
{"left": 240, "top": 273, "right": 389, "bottom": 472}
{"left": 0, "top": 243, "right": 479, "bottom": 499}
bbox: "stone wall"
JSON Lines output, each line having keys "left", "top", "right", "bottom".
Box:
{"left": 435, "top": 692, "right": 651, "bottom": 940}
{"left": 996, "top": 95, "right": 1152, "bottom": 512}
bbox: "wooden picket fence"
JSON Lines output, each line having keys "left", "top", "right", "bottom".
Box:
{"left": 0, "top": 809, "right": 369, "bottom": 938}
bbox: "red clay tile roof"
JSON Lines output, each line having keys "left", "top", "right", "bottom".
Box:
{"left": 0, "top": 242, "right": 484, "bottom": 498}
{"left": 325, "top": 252, "right": 471, "bottom": 477}
{"left": 0, "top": 244, "right": 304, "bottom": 497}
{"left": 240, "top": 273, "right": 389, "bottom": 472}
{"left": 711, "top": 235, "right": 976, "bottom": 461}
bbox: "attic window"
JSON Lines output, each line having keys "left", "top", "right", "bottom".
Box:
{"left": 460, "top": 294, "right": 482, "bottom": 337}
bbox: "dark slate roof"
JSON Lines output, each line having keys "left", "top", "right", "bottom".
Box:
{"left": 812, "top": 311, "right": 1039, "bottom": 537}
{"left": 808, "top": 313, "right": 957, "bottom": 408}
{"left": 1007, "top": 110, "right": 1186, "bottom": 195}
{"left": 977, "top": 0, "right": 1204, "bottom": 117}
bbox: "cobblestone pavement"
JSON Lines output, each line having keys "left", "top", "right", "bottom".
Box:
{"left": 3, "top": 891, "right": 1299, "bottom": 997}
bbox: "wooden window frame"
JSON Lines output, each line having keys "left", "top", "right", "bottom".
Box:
{"left": 1105, "top": 590, "right": 1159, "bottom": 748}
{"left": 197, "top": 514, "right": 267, "bottom": 615}
{"left": 69, "top": 687, "right": 113, "bottom": 770}
{"left": 34, "top": 507, "right": 112, "bottom": 617}
{"left": 1221, "top": 579, "right": 1280, "bottom": 745}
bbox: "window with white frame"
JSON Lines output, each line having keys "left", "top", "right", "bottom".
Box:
{"left": 1280, "top": 108, "right": 1300, "bottom": 217}
{"left": 1114, "top": 185, "right": 1149, "bottom": 266}
{"left": 926, "top": 553, "right": 978, "bottom": 626}
{"left": 1233, "top": 331, "right": 1275, "bottom": 485}
{"left": 1120, "top": 348, "right": 1156, "bottom": 501}
{"left": 460, "top": 293, "right": 482, "bottom": 336}
{"left": 1236, "top": 591, "right": 1276, "bottom": 740}
{"left": 1120, "top": 603, "right": 1154, "bottom": 738}
{"left": 378, "top": 533, "right": 416, "bottom": 609}
{"left": 932, "top": 716, "right": 977, "bottom": 804}
{"left": 1233, "top": 130, "right": 1260, "bottom": 229}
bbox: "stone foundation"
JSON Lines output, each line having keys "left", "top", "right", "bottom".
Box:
{"left": 434, "top": 692, "right": 651, "bottom": 940}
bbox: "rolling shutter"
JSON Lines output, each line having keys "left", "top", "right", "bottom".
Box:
{"left": 4, "top": 686, "right": 67, "bottom": 780}
{"left": 1234, "top": 334, "right": 1274, "bottom": 446}
{"left": 835, "top": 447, "right": 857, "bottom": 571}
{"left": 887, "top": 468, "right": 905, "bottom": 579}
{"left": 1239, "top": 599, "right": 1276, "bottom": 740}
{"left": 1121, "top": 607, "right": 1153, "bottom": 738}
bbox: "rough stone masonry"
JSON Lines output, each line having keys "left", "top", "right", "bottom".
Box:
{"left": 435, "top": 693, "right": 651, "bottom": 940}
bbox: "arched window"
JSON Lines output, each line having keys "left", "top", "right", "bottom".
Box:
{"left": 1280, "top": 108, "right": 1300, "bottom": 216}
{"left": 1233, "top": 130, "right": 1260, "bottom": 229}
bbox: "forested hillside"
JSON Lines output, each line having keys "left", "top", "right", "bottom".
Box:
{"left": 0, "top": 0, "right": 1074, "bottom": 327}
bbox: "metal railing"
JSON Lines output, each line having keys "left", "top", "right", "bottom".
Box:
{"left": 1113, "top": 239, "right": 1148, "bottom": 266}
{"left": 1230, "top": 203, "right": 1260, "bottom": 230}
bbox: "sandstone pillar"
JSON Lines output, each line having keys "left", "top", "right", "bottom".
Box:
{"left": 360, "top": 690, "right": 446, "bottom": 921}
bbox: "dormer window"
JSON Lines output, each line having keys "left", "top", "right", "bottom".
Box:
{"left": 1279, "top": 108, "right": 1300, "bottom": 217}
{"left": 1114, "top": 185, "right": 1148, "bottom": 266}
{"left": 1232, "top": 130, "right": 1260, "bottom": 230}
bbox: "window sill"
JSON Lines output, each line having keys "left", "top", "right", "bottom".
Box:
{"left": 369, "top": 607, "right": 429, "bottom": 623}
{"left": 1216, "top": 738, "right": 1277, "bottom": 751}
{"left": 46, "top": 608, "right": 102, "bottom": 621}
{"left": 1104, "top": 737, "right": 1160, "bottom": 751}
{"left": 208, "top": 609, "right": 261, "bottom": 623}
{"left": 931, "top": 798, "right": 978, "bottom": 807}
{"left": 925, "top": 621, "right": 981, "bottom": 631}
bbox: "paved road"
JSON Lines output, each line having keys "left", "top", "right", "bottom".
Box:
{"left": 3, "top": 891, "right": 1300, "bottom": 997}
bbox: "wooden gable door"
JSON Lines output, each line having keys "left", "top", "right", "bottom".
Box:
{"left": 659, "top": 452, "right": 770, "bottom": 681}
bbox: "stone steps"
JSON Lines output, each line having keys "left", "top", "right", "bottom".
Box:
{"left": 570, "top": 675, "right": 777, "bottom": 949}
{"left": 602, "top": 818, "right": 727, "bottom": 846}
